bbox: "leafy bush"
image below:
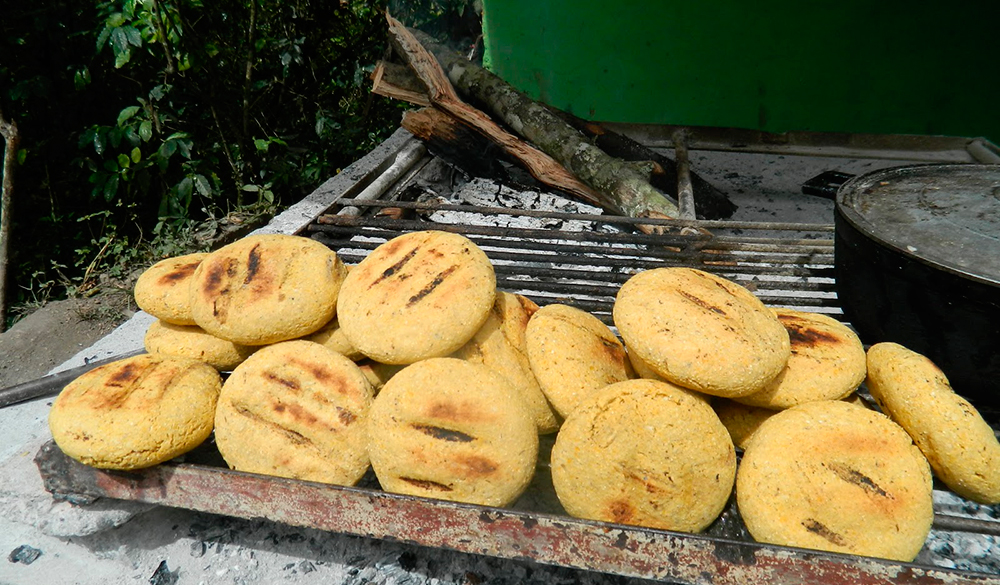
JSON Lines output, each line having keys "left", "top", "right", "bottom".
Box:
{"left": 0, "top": 0, "right": 412, "bottom": 320}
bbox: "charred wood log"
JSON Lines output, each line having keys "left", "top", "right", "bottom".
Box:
{"left": 385, "top": 13, "right": 679, "bottom": 224}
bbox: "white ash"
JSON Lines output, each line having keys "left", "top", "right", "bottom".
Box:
{"left": 918, "top": 490, "right": 1000, "bottom": 574}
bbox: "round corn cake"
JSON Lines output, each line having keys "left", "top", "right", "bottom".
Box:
{"left": 734, "top": 308, "right": 866, "bottom": 409}
{"left": 367, "top": 358, "right": 538, "bottom": 507}
{"left": 551, "top": 379, "right": 736, "bottom": 533}
{"left": 356, "top": 359, "right": 405, "bottom": 394}
{"left": 302, "top": 316, "right": 364, "bottom": 361}
{"left": 214, "top": 340, "right": 374, "bottom": 486}
{"left": 144, "top": 319, "right": 257, "bottom": 371}
{"left": 613, "top": 268, "right": 790, "bottom": 397}
{"left": 711, "top": 398, "right": 778, "bottom": 450}
{"left": 736, "top": 400, "right": 933, "bottom": 561}
{"left": 452, "top": 291, "right": 560, "bottom": 434}
{"left": 525, "top": 303, "right": 634, "bottom": 419}
{"left": 49, "top": 354, "right": 221, "bottom": 470}
{"left": 866, "top": 342, "right": 1000, "bottom": 505}
{"left": 627, "top": 346, "right": 710, "bottom": 403}
{"left": 337, "top": 230, "right": 496, "bottom": 364}
{"left": 133, "top": 252, "right": 208, "bottom": 325}
{"left": 190, "top": 234, "right": 347, "bottom": 345}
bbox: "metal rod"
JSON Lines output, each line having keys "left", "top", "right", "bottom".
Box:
{"left": 0, "top": 349, "right": 146, "bottom": 409}
{"left": 673, "top": 129, "right": 697, "bottom": 220}
{"left": 336, "top": 138, "right": 428, "bottom": 217}
{"left": 933, "top": 513, "right": 1000, "bottom": 537}
{"left": 323, "top": 198, "right": 837, "bottom": 233}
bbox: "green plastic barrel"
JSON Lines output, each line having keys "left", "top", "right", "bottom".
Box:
{"left": 482, "top": 1, "right": 998, "bottom": 142}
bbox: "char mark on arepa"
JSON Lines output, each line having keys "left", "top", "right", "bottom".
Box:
{"left": 781, "top": 319, "right": 839, "bottom": 348}
{"left": 828, "top": 463, "right": 890, "bottom": 498}
{"left": 244, "top": 243, "right": 263, "bottom": 285}
{"left": 407, "top": 265, "right": 459, "bottom": 306}
{"left": 370, "top": 247, "right": 419, "bottom": 288}
{"left": 801, "top": 518, "right": 848, "bottom": 546}
{"left": 411, "top": 423, "right": 476, "bottom": 443}
{"left": 678, "top": 291, "right": 727, "bottom": 316}
{"left": 158, "top": 261, "right": 201, "bottom": 284}
{"left": 263, "top": 371, "right": 302, "bottom": 392}
{"left": 400, "top": 477, "right": 453, "bottom": 491}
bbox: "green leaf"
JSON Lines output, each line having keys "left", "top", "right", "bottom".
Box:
{"left": 17, "top": 149, "right": 27, "bottom": 165}
{"left": 111, "top": 27, "right": 129, "bottom": 53}
{"left": 103, "top": 175, "right": 119, "bottom": 201}
{"left": 159, "top": 139, "right": 177, "bottom": 158}
{"left": 117, "top": 106, "right": 141, "bottom": 126}
{"left": 131, "top": 147, "right": 142, "bottom": 163}
{"left": 115, "top": 50, "right": 132, "bottom": 69}
{"left": 93, "top": 130, "right": 105, "bottom": 155}
{"left": 254, "top": 138, "right": 269, "bottom": 152}
{"left": 117, "top": 153, "right": 130, "bottom": 168}
{"left": 193, "top": 174, "right": 211, "bottom": 196}
{"left": 241, "top": 184, "right": 260, "bottom": 192}
{"left": 96, "top": 27, "right": 111, "bottom": 50}
{"left": 139, "top": 121, "right": 153, "bottom": 142}
{"left": 124, "top": 26, "right": 142, "bottom": 47}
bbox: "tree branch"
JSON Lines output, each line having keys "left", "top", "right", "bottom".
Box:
{"left": 0, "top": 104, "right": 21, "bottom": 332}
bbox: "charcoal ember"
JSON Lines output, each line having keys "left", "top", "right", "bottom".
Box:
{"left": 149, "top": 560, "right": 179, "bottom": 585}
{"left": 8, "top": 544, "right": 42, "bottom": 565}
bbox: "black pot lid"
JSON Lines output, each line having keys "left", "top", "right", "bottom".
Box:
{"left": 836, "top": 164, "right": 1000, "bottom": 286}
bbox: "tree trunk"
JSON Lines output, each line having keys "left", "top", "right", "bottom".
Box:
{"left": 0, "top": 105, "right": 21, "bottom": 333}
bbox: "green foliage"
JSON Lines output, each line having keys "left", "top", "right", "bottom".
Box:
{"left": 0, "top": 0, "right": 413, "bottom": 320}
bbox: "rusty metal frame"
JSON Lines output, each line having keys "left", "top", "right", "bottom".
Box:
{"left": 34, "top": 442, "right": 1000, "bottom": 585}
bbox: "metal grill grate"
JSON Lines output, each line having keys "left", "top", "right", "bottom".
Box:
{"left": 307, "top": 198, "right": 840, "bottom": 325}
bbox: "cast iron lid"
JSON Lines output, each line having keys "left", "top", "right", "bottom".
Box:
{"left": 836, "top": 164, "right": 1000, "bottom": 287}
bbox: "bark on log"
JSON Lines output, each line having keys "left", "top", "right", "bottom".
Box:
{"left": 564, "top": 118, "right": 738, "bottom": 220}
{"left": 393, "top": 21, "right": 680, "bottom": 221}
{"left": 385, "top": 13, "right": 678, "bottom": 223}
{"left": 0, "top": 105, "right": 20, "bottom": 332}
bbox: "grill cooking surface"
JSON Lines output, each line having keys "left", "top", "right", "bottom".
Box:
{"left": 32, "top": 132, "right": 1000, "bottom": 584}
{"left": 307, "top": 198, "right": 839, "bottom": 324}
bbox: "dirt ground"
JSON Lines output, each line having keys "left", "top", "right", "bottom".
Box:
{"left": 0, "top": 292, "right": 133, "bottom": 390}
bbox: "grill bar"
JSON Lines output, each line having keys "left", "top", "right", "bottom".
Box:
{"left": 306, "top": 198, "right": 842, "bottom": 318}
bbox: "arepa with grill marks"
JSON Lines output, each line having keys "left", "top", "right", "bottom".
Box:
{"left": 337, "top": 230, "right": 496, "bottom": 365}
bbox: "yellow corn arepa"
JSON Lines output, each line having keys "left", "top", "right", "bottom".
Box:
{"left": 866, "top": 342, "right": 1000, "bottom": 505}
{"left": 367, "top": 358, "right": 538, "bottom": 507}
{"left": 551, "top": 379, "right": 736, "bottom": 533}
{"left": 613, "top": 267, "right": 790, "bottom": 397}
{"left": 133, "top": 252, "right": 208, "bottom": 325}
{"left": 49, "top": 353, "right": 221, "bottom": 470}
{"left": 711, "top": 398, "right": 778, "bottom": 450}
{"left": 337, "top": 230, "right": 496, "bottom": 364}
{"left": 525, "top": 303, "right": 633, "bottom": 419}
{"left": 190, "top": 234, "right": 347, "bottom": 345}
{"left": 452, "top": 291, "right": 560, "bottom": 434}
{"left": 144, "top": 319, "right": 257, "bottom": 371}
{"left": 214, "top": 340, "right": 374, "bottom": 486}
{"left": 736, "top": 400, "right": 933, "bottom": 561}
{"left": 734, "top": 308, "right": 866, "bottom": 409}
{"left": 301, "top": 316, "right": 365, "bottom": 361}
